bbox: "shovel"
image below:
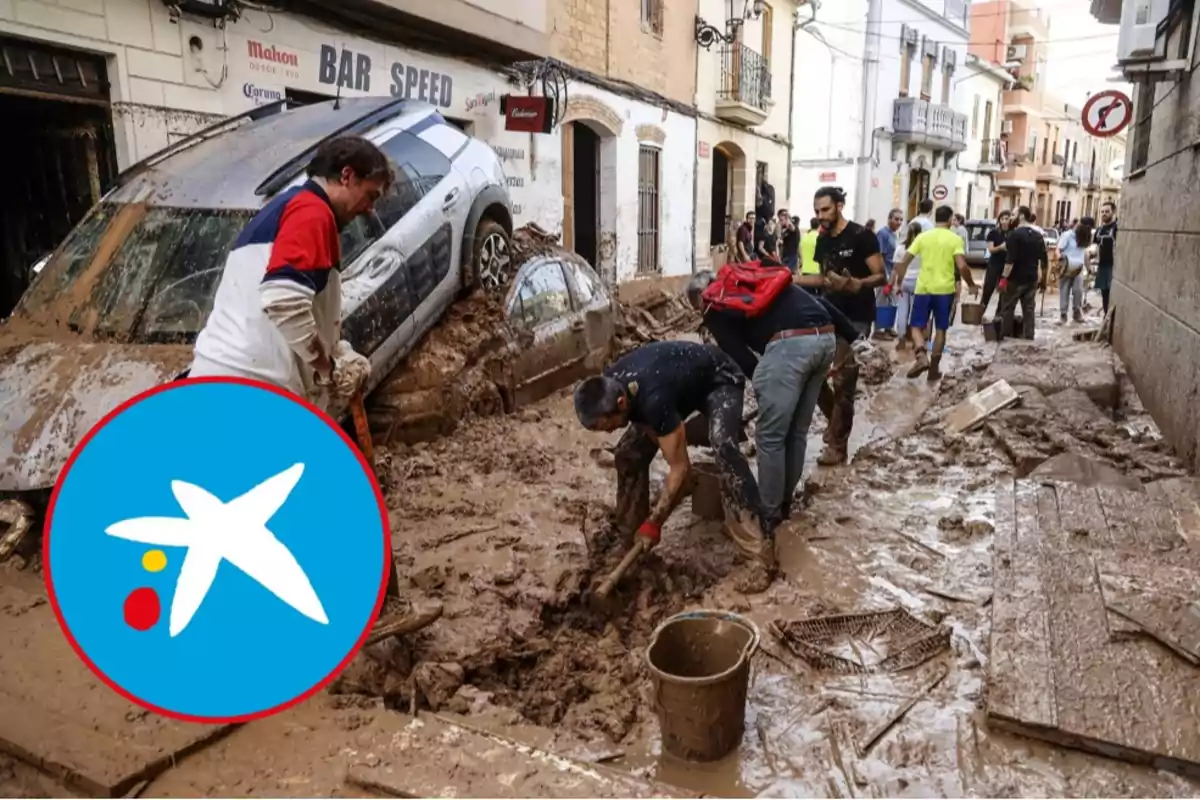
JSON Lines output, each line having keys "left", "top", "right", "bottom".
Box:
{"left": 589, "top": 536, "right": 651, "bottom": 612}
{"left": 349, "top": 389, "right": 402, "bottom": 602}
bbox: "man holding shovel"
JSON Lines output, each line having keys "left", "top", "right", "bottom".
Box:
{"left": 573, "top": 341, "right": 777, "bottom": 593}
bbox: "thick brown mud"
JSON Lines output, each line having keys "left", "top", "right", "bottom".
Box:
{"left": 325, "top": 310, "right": 1200, "bottom": 798}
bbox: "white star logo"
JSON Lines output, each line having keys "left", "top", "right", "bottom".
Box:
{"left": 105, "top": 463, "right": 328, "bottom": 636}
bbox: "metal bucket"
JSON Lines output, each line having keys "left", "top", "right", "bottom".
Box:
{"left": 646, "top": 610, "right": 760, "bottom": 762}
{"left": 691, "top": 462, "right": 723, "bottom": 521}
{"left": 959, "top": 302, "right": 985, "bottom": 326}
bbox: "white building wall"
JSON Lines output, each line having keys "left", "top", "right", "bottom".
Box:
{"left": 953, "top": 60, "right": 1008, "bottom": 220}
{"left": 789, "top": 0, "right": 867, "bottom": 217}
{"left": 865, "top": 0, "right": 969, "bottom": 224}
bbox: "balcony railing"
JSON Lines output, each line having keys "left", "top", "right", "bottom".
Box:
{"left": 715, "top": 43, "right": 772, "bottom": 126}
{"left": 979, "top": 138, "right": 1006, "bottom": 170}
{"left": 892, "top": 97, "right": 967, "bottom": 152}
{"left": 1061, "top": 161, "right": 1081, "bottom": 183}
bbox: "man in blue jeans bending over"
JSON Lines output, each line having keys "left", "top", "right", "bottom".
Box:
{"left": 687, "top": 273, "right": 871, "bottom": 528}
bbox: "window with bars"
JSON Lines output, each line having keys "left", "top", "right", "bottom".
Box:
{"left": 637, "top": 146, "right": 661, "bottom": 274}
{"left": 641, "top": 0, "right": 663, "bottom": 35}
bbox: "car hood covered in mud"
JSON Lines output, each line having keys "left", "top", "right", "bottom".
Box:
{"left": 0, "top": 334, "right": 191, "bottom": 492}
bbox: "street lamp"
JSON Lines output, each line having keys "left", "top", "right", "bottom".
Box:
{"left": 695, "top": 0, "right": 767, "bottom": 49}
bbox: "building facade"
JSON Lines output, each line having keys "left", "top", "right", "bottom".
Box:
{"left": 952, "top": 53, "right": 1011, "bottom": 220}
{"left": 693, "top": 0, "right": 798, "bottom": 271}
{"left": 0, "top": 0, "right": 704, "bottom": 317}
{"left": 1088, "top": 0, "right": 1199, "bottom": 468}
{"left": 868, "top": 0, "right": 970, "bottom": 224}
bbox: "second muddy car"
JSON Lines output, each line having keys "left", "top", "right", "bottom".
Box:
{"left": 0, "top": 96, "right": 515, "bottom": 553}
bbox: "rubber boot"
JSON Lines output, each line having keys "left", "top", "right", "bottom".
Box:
{"left": 907, "top": 350, "right": 929, "bottom": 379}
{"left": 1060, "top": 313, "right": 1067, "bottom": 324}
{"left": 927, "top": 354, "right": 942, "bottom": 382}
{"left": 1073, "top": 309, "right": 1084, "bottom": 323}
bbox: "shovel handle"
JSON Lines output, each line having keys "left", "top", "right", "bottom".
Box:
{"left": 595, "top": 537, "right": 651, "bottom": 599}
{"left": 349, "top": 389, "right": 375, "bottom": 468}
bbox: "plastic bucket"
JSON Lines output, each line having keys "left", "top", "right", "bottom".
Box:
{"left": 959, "top": 302, "right": 985, "bottom": 326}
{"left": 875, "top": 304, "right": 898, "bottom": 329}
{"left": 646, "top": 610, "right": 760, "bottom": 762}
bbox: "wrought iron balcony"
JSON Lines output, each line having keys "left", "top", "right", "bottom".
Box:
{"left": 978, "top": 138, "right": 1006, "bottom": 171}
{"left": 891, "top": 98, "right": 967, "bottom": 152}
{"left": 715, "top": 43, "right": 772, "bottom": 126}
{"left": 1060, "top": 161, "right": 1081, "bottom": 184}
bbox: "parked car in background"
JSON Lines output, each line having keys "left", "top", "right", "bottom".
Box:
{"left": 0, "top": 95, "right": 513, "bottom": 540}
{"left": 507, "top": 254, "right": 613, "bottom": 407}
{"left": 963, "top": 219, "right": 996, "bottom": 267}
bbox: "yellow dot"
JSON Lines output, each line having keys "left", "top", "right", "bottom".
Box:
{"left": 142, "top": 550, "right": 167, "bottom": 573}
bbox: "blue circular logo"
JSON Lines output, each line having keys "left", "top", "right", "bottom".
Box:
{"left": 44, "top": 378, "right": 389, "bottom": 723}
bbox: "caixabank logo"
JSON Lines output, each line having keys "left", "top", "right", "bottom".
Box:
{"left": 43, "top": 378, "right": 389, "bottom": 723}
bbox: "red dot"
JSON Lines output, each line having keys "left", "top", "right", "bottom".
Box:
{"left": 123, "top": 587, "right": 161, "bottom": 631}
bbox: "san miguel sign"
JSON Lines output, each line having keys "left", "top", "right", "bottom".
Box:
{"left": 500, "top": 95, "right": 554, "bottom": 134}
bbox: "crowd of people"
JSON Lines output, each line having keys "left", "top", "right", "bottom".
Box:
{"left": 573, "top": 185, "right": 1119, "bottom": 595}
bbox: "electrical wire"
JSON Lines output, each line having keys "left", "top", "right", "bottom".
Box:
{"left": 816, "top": 18, "right": 1119, "bottom": 48}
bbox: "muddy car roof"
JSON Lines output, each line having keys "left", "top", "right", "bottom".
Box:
{"left": 105, "top": 97, "right": 432, "bottom": 210}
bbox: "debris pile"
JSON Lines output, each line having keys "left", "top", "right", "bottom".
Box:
{"left": 612, "top": 292, "right": 701, "bottom": 357}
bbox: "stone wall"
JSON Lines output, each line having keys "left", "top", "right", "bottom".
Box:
{"left": 1111, "top": 38, "right": 1200, "bottom": 470}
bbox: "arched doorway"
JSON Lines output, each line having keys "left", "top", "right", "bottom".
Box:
{"left": 906, "top": 168, "right": 930, "bottom": 220}
{"left": 710, "top": 141, "right": 747, "bottom": 258}
{"left": 560, "top": 101, "right": 621, "bottom": 283}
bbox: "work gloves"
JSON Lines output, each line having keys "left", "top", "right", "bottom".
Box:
{"left": 998, "top": 278, "right": 1009, "bottom": 293}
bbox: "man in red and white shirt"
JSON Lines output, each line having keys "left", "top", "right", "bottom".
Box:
{"left": 189, "top": 136, "right": 392, "bottom": 410}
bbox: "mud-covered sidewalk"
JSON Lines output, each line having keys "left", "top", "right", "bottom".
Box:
{"left": 3, "top": 310, "right": 1200, "bottom": 798}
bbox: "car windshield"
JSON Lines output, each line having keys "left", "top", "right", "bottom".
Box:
{"left": 965, "top": 223, "right": 994, "bottom": 243}
{"left": 15, "top": 202, "right": 255, "bottom": 344}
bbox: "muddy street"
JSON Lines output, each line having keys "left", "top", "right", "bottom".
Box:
{"left": 3, "top": 305, "right": 1199, "bottom": 798}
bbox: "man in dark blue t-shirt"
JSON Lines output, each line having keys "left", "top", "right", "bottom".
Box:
{"left": 573, "top": 341, "right": 775, "bottom": 592}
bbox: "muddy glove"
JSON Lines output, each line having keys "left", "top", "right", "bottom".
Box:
{"left": 636, "top": 520, "right": 662, "bottom": 548}
{"left": 330, "top": 340, "right": 371, "bottom": 400}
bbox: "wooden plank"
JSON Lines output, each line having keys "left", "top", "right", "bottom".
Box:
{"left": 0, "top": 688, "right": 232, "bottom": 797}
{"left": 1147, "top": 478, "right": 1200, "bottom": 550}
{"left": 0, "top": 578, "right": 233, "bottom": 797}
{"left": 1054, "top": 483, "right": 1110, "bottom": 550}
{"left": 1095, "top": 486, "right": 1143, "bottom": 550}
{"left": 1096, "top": 554, "right": 1200, "bottom": 665}
{"left": 987, "top": 479, "right": 1200, "bottom": 779}
{"left": 1098, "top": 485, "right": 1183, "bottom": 553}
{"left": 985, "top": 476, "right": 1056, "bottom": 727}
{"left": 944, "top": 379, "right": 1020, "bottom": 435}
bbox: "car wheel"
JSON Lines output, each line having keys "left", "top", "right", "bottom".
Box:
{"left": 473, "top": 219, "right": 512, "bottom": 291}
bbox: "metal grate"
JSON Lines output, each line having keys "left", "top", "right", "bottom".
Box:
{"left": 637, "top": 145, "right": 660, "bottom": 274}
{"left": 0, "top": 35, "right": 109, "bottom": 102}
{"left": 717, "top": 43, "right": 771, "bottom": 110}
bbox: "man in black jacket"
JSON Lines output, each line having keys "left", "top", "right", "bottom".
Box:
{"left": 687, "top": 272, "right": 871, "bottom": 528}
{"left": 997, "top": 205, "right": 1048, "bottom": 340}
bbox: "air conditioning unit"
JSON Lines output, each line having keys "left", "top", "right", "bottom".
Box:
{"left": 1117, "top": 0, "right": 1170, "bottom": 61}
{"left": 1001, "top": 119, "right": 1014, "bottom": 134}
{"left": 1006, "top": 44, "right": 1028, "bottom": 61}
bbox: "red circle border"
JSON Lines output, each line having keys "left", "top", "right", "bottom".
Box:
{"left": 1082, "top": 89, "right": 1133, "bottom": 138}
{"left": 41, "top": 375, "right": 392, "bottom": 725}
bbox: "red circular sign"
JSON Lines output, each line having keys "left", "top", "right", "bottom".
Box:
{"left": 1082, "top": 90, "right": 1132, "bottom": 138}
{"left": 931, "top": 185, "right": 948, "bottom": 201}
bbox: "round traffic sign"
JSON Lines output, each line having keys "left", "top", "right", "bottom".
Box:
{"left": 931, "top": 184, "right": 948, "bottom": 201}
{"left": 1082, "top": 90, "right": 1132, "bottom": 138}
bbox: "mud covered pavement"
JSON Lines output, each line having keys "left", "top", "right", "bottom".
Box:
{"left": 4, "top": 309, "right": 1200, "bottom": 798}
{"left": 326, "top": 311, "right": 1199, "bottom": 796}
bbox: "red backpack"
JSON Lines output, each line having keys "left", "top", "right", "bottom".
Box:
{"left": 701, "top": 261, "right": 793, "bottom": 318}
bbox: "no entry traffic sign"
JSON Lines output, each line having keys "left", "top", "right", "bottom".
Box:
{"left": 1082, "top": 90, "right": 1133, "bottom": 138}
{"left": 931, "top": 184, "right": 948, "bottom": 201}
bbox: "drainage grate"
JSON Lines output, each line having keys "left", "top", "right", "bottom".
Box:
{"left": 771, "top": 607, "right": 950, "bottom": 674}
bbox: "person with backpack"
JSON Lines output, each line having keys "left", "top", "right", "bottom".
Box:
{"left": 686, "top": 266, "right": 871, "bottom": 531}
{"left": 573, "top": 341, "right": 777, "bottom": 593}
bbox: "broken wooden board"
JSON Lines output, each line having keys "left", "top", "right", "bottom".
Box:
{"left": 0, "top": 571, "right": 234, "bottom": 796}
{"left": 944, "top": 379, "right": 1020, "bottom": 435}
{"left": 1097, "top": 554, "right": 1200, "bottom": 666}
{"left": 986, "top": 478, "right": 1200, "bottom": 778}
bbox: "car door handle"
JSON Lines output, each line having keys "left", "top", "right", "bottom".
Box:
{"left": 442, "top": 188, "right": 460, "bottom": 212}
{"left": 366, "top": 251, "right": 400, "bottom": 279}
